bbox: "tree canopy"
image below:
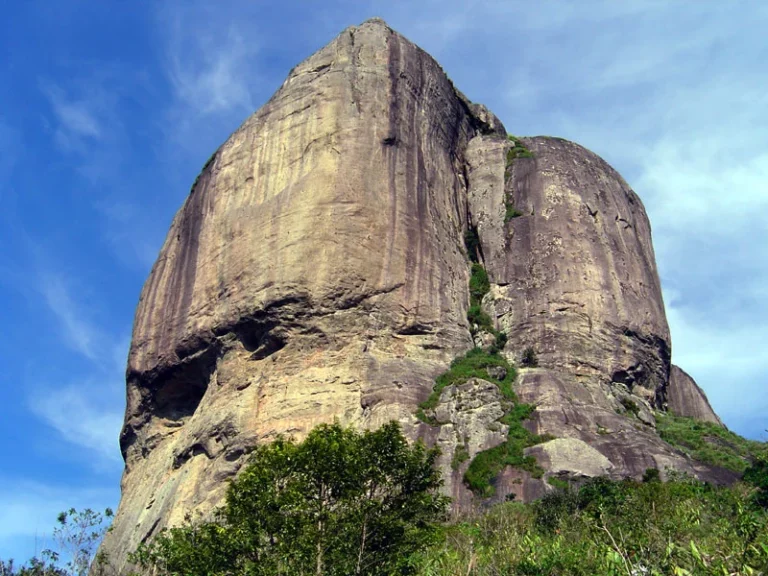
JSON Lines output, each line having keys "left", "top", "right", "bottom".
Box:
{"left": 132, "top": 421, "right": 448, "bottom": 576}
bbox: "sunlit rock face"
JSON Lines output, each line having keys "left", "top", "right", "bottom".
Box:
{"left": 100, "top": 18, "right": 727, "bottom": 573}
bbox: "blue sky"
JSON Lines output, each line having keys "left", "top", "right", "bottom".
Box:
{"left": 1, "top": 0, "right": 766, "bottom": 561}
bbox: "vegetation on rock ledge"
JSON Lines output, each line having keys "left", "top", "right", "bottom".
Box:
{"left": 418, "top": 348, "right": 517, "bottom": 412}
{"left": 464, "top": 404, "right": 553, "bottom": 496}
{"left": 506, "top": 134, "right": 534, "bottom": 163}
{"left": 504, "top": 135, "right": 532, "bottom": 222}
{"left": 416, "top": 220, "right": 549, "bottom": 496}
{"left": 657, "top": 412, "right": 766, "bottom": 474}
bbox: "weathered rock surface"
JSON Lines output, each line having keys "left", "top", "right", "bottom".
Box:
{"left": 104, "top": 18, "right": 497, "bottom": 571}
{"left": 514, "top": 369, "right": 735, "bottom": 489}
{"left": 667, "top": 364, "right": 724, "bottom": 426}
{"left": 101, "top": 18, "right": 727, "bottom": 573}
{"left": 482, "top": 136, "right": 671, "bottom": 402}
{"left": 427, "top": 378, "right": 510, "bottom": 504}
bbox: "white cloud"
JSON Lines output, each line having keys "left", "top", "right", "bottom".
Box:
{"left": 29, "top": 383, "right": 123, "bottom": 463}
{"left": 0, "top": 476, "right": 117, "bottom": 559}
{"left": 168, "top": 29, "right": 255, "bottom": 116}
{"left": 39, "top": 274, "right": 102, "bottom": 361}
{"left": 31, "top": 270, "right": 128, "bottom": 463}
{"left": 159, "top": 2, "right": 261, "bottom": 148}
{"left": 386, "top": 0, "right": 768, "bottom": 436}
{"left": 42, "top": 84, "right": 104, "bottom": 152}
{"left": 141, "top": 1, "right": 767, "bottom": 438}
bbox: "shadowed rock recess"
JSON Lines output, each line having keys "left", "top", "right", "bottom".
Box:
{"left": 101, "top": 19, "right": 730, "bottom": 571}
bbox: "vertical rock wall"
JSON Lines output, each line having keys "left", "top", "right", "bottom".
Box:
{"left": 668, "top": 365, "right": 724, "bottom": 426}
{"left": 105, "top": 19, "right": 494, "bottom": 571}
{"left": 101, "top": 18, "right": 728, "bottom": 574}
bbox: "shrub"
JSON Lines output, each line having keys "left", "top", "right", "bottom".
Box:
{"left": 642, "top": 467, "right": 661, "bottom": 483}
{"left": 464, "top": 227, "right": 480, "bottom": 263}
{"left": 469, "top": 263, "right": 490, "bottom": 304}
{"left": 620, "top": 397, "right": 640, "bottom": 416}
{"left": 419, "top": 348, "right": 517, "bottom": 411}
{"left": 452, "top": 445, "right": 470, "bottom": 470}
{"left": 521, "top": 346, "right": 539, "bottom": 367}
{"left": 415, "top": 476, "right": 768, "bottom": 575}
{"left": 744, "top": 456, "right": 768, "bottom": 508}
{"left": 504, "top": 202, "right": 524, "bottom": 222}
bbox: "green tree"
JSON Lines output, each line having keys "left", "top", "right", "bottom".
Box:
{"left": 133, "top": 422, "right": 448, "bottom": 576}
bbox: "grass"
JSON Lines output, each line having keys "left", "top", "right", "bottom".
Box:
{"left": 415, "top": 347, "right": 549, "bottom": 497}
{"left": 506, "top": 135, "right": 534, "bottom": 165}
{"left": 420, "top": 213, "right": 547, "bottom": 495}
{"left": 418, "top": 348, "right": 517, "bottom": 412}
{"left": 469, "top": 263, "right": 490, "bottom": 304}
{"left": 467, "top": 262, "right": 505, "bottom": 347}
{"left": 507, "top": 146, "right": 534, "bottom": 163}
{"left": 657, "top": 412, "right": 766, "bottom": 473}
{"left": 451, "top": 445, "right": 470, "bottom": 470}
{"left": 413, "top": 476, "right": 768, "bottom": 575}
{"left": 547, "top": 476, "right": 570, "bottom": 491}
{"left": 465, "top": 404, "right": 553, "bottom": 496}
{"left": 467, "top": 304, "right": 494, "bottom": 334}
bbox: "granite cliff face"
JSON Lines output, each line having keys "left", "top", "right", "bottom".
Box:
{"left": 668, "top": 364, "right": 723, "bottom": 425}
{"left": 101, "top": 19, "right": 727, "bottom": 571}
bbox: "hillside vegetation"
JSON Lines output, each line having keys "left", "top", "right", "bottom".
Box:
{"left": 4, "top": 419, "right": 766, "bottom": 576}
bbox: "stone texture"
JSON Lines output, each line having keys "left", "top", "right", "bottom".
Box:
{"left": 100, "top": 18, "right": 728, "bottom": 574}
{"left": 427, "top": 378, "right": 510, "bottom": 506}
{"left": 103, "top": 19, "right": 499, "bottom": 571}
{"left": 483, "top": 137, "right": 671, "bottom": 404}
{"left": 667, "top": 364, "right": 724, "bottom": 426}
{"left": 527, "top": 437, "right": 614, "bottom": 478}
{"left": 513, "top": 369, "right": 735, "bottom": 488}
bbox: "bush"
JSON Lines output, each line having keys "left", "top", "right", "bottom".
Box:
{"left": 419, "top": 348, "right": 517, "bottom": 411}
{"left": 619, "top": 397, "right": 639, "bottom": 416}
{"left": 642, "top": 467, "right": 661, "bottom": 483}
{"left": 132, "top": 422, "right": 448, "bottom": 576}
{"left": 521, "top": 346, "right": 539, "bottom": 367}
{"left": 464, "top": 227, "right": 480, "bottom": 263}
{"left": 744, "top": 456, "right": 768, "bottom": 508}
{"left": 469, "top": 263, "right": 490, "bottom": 304}
{"left": 417, "top": 477, "right": 768, "bottom": 575}
{"left": 505, "top": 202, "right": 524, "bottom": 222}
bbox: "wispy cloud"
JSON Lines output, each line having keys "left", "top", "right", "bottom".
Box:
{"left": 41, "top": 83, "right": 104, "bottom": 152}
{"left": 158, "top": 2, "right": 262, "bottom": 151}
{"left": 30, "top": 269, "right": 127, "bottom": 463}
{"left": 0, "top": 476, "right": 117, "bottom": 558}
{"left": 168, "top": 28, "right": 255, "bottom": 117}
{"left": 38, "top": 274, "right": 102, "bottom": 361}
{"left": 375, "top": 0, "right": 768, "bottom": 436}
{"left": 29, "top": 382, "right": 123, "bottom": 463}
